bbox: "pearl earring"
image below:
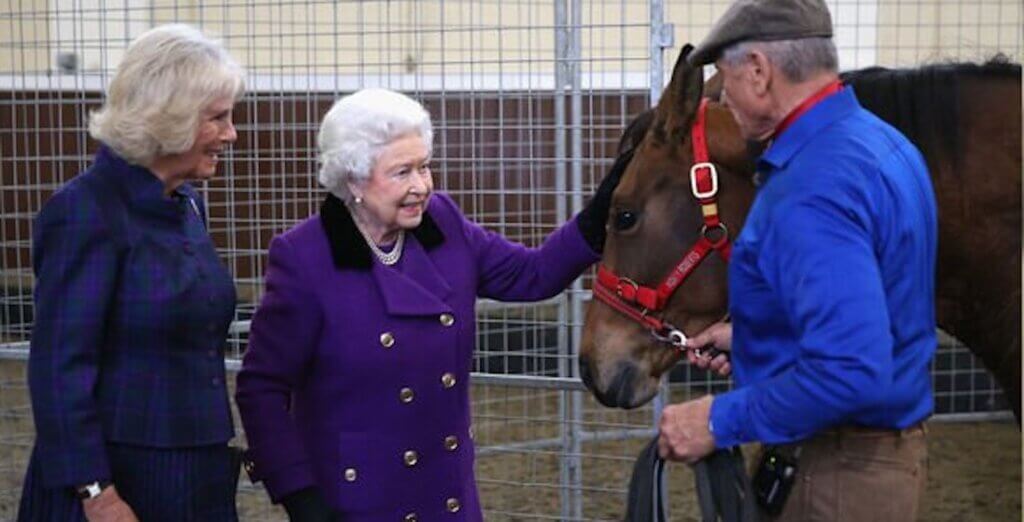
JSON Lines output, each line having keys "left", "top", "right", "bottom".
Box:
{"left": 354, "top": 196, "right": 363, "bottom": 205}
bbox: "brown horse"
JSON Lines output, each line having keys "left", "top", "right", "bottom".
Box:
{"left": 579, "top": 48, "right": 1022, "bottom": 421}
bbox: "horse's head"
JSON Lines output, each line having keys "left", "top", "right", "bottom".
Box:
{"left": 579, "top": 46, "right": 758, "bottom": 409}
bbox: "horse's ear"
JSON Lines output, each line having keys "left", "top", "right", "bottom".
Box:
{"left": 653, "top": 44, "right": 704, "bottom": 144}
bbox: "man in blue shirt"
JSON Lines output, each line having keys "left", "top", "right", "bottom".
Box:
{"left": 657, "top": 0, "right": 938, "bottom": 519}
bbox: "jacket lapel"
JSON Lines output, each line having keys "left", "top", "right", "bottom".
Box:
{"left": 320, "top": 193, "right": 444, "bottom": 270}
{"left": 372, "top": 238, "right": 453, "bottom": 316}
{"left": 319, "top": 193, "right": 453, "bottom": 316}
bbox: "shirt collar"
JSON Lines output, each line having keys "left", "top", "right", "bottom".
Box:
{"left": 756, "top": 87, "right": 863, "bottom": 178}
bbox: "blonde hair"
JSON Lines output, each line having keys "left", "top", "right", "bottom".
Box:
{"left": 318, "top": 88, "right": 434, "bottom": 202}
{"left": 89, "top": 24, "right": 245, "bottom": 166}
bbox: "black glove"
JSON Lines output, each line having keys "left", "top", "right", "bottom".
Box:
{"left": 282, "top": 487, "right": 344, "bottom": 522}
{"left": 577, "top": 147, "right": 634, "bottom": 253}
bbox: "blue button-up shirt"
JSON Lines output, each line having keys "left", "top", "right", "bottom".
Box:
{"left": 710, "top": 88, "right": 938, "bottom": 447}
{"left": 29, "top": 146, "right": 237, "bottom": 488}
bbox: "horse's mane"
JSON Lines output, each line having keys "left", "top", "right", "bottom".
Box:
{"left": 840, "top": 56, "right": 1021, "bottom": 171}
{"left": 617, "top": 108, "right": 655, "bottom": 155}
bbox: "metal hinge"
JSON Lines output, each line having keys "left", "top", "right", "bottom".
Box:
{"left": 655, "top": 23, "right": 675, "bottom": 49}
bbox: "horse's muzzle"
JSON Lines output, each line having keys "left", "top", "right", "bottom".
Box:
{"left": 580, "top": 356, "right": 639, "bottom": 409}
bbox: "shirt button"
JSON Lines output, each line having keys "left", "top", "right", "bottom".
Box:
{"left": 183, "top": 241, "right": 193, "bottom": 255}
{"left": 211, "top": 377, "right": 221, "bottom": 387}
{"left": 207, "top": 323, "right": 217, "bottom": 333}
{"left": 441, "top": 373, "right": 456, "bottom": 388}
{"left": 444, "top": 435, "right": 458, "bottom": 451}
{"left": 446, "top": 497, "right": 461, "bottom": 513}
{"left": 380, "top": 332, "right": 395, "bottom": 348}
{"left": 343, "top": 468, "right": 357, "bottom": 482}
{"left": 404, "top": 513, "right": 418, "bottom": 522}
{"left": 439, "top": 313, "right": 455, "bottom": 327}
{"left": 399, "top": 387, "right": 414, "bottom": 404}
{"left": 403, "top": 450, "right": 418, "bottom": 467}
{"left": 207, "top": 350, "right": 217, "bottom": 358}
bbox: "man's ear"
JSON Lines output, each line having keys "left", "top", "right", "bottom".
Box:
{"left": 748, "top": 50, "right": 773, "bottom": 96}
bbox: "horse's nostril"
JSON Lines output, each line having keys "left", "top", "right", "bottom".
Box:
{"left": 609, "top": 363, "right": 636, "bottom": 407}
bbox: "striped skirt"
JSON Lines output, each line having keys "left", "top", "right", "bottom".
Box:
{"left": 18, "top": 443, "right": 241, "bottom": 522}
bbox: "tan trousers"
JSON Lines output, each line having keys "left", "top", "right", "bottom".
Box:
{"left": 770, "top": 424, "right": 928, "bottom": 522}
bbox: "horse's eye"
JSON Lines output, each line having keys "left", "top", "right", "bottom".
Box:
{"left": 613, "top": 210, "right": 638, "bottom": 231}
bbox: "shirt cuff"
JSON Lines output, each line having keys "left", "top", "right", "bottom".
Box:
{"left": 709, "top": 388, "right": 755, "bottom": 448}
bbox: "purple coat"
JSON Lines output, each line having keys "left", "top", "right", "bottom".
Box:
{"left": 236, "top": 193, "right": 598, "bottom": 520}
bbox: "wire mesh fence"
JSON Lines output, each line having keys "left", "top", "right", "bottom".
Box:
{"left": 0, "top": 0, "right": 1020, "bottom": 520}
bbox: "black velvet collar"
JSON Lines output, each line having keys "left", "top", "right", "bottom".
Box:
{"left": 319, "top": 194, "right": 444, "bottom": 270}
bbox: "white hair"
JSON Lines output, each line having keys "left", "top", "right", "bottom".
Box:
{"left": 317, "top": 88, "right": 434, "bottom": 202}
{"left": 89, "top": 24, "right": 245, "bottom": 166}
{"left": 721, "top": 37, "right": 838, "bottom": 82}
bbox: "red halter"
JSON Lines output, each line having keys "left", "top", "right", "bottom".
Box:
{"left": 592, "top": 98, "right": 732, "bottom": 350}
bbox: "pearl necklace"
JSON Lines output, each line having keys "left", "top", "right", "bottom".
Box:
{"left": 354, "top": 222, "right": 405, "bottom": 266}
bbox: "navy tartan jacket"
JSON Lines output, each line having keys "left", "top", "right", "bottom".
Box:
{"left": 27, "top": 146, "right": 237, "bottom": 488}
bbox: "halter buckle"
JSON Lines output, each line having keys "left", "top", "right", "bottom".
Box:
{"left": 615, "top": 277, "right": 640, "bottom": 300}
{"left": 689, "top": 162, "right": 719, "bottom": 199}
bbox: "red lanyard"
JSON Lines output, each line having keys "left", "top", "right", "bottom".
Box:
{"left": 773, "top": 79, "right": 843, "bottom": 138}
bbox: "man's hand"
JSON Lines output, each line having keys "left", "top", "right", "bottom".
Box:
{"left": 658, "top": 395, "right": 716, "bottom": 464}
{"left": 82, "top": 486, "right": 138, "bottom": 522}
{"left": 686, "top": 321, "right": 733, "bottom": 377}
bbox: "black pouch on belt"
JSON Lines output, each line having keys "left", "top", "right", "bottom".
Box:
{"left": 752, "top": 445, "right": 800, "bottom": 516}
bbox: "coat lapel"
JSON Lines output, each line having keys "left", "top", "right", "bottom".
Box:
{"left": 372, "top": 239, "right": 454, "bottom": 317}
{"left": 320, "top": 194, "right": 444, "bottom": 270}
{"left": 319, "top": 193, "right": 453, "bottom": 316}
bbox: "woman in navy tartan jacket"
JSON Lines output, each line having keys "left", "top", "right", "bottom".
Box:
{"left": 18, "top": 25, "right": 245, "bottom": 522}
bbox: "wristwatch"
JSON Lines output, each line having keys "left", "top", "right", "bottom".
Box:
{"left": 75, "top": 480, "right": 111, "bottom": 500}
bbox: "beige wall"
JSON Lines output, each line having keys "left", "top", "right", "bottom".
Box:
{"left": 0, "top": 1, "right": 1020, "bottom": 76}
{"left": 876, "top": 0, "right": 1022, "bottom": 65}
{"left": 0, "top": 0, "right": 50, "bottom": 74}
{"left": 149, "top": 1, "right": 651, "bottom": 76}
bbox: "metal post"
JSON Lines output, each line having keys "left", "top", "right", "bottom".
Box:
{"left": 567, "top": 0, "right": 585, "bottom": 518}
{"left": 649, "top": 2, "right": 674, "bottom": 518}
{"left": 552, "top": 2, "right": 577, "bottom": 519}
{"left": 648, "top": 0, "right": 673, "bottom": 428}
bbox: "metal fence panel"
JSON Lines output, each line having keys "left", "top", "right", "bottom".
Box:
{"left": 0, "top": 0, "right": 1019, "bottom": 520}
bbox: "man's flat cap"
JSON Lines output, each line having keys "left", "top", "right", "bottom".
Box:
{"left": 689, "top": 0, "right": 833, "bottom": 66}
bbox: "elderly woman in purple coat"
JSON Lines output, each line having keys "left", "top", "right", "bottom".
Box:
{"left": 235, "top": 88, "right": 620, "bottom": 521}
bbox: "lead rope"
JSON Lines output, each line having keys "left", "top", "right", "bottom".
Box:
{"left": 627, "top": 438, "right": 758, "bottom": 522}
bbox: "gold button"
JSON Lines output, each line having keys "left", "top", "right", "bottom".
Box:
{"left": 441, "top": 372, "right": 456, "bottom": 388}
{"left": 344, "top": 468, "right": 357, "bottom": 482}
{"left": 446, "top": 497, "right": 461, "bottom": 513}
{"left": 403, "top": 450, "right": 419, "bottom": 466}
{"left": 379, "top": 332, "right": 395, "bottom": 348}
{"left": 444, "top": 435, "right": 459, "bottom": 451}
{"left": 399, "top": 387, "right": 414, "bottom": 403}
{"left": 439, "top": 313, "right": 455, "bottom": 327}
{"left": 404, "top": 514, "right": 418, "bottom": 522}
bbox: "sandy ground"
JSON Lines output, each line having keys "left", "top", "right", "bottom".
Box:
{"left": 0, "top": 361, "right": 1017, "bottom": 521}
